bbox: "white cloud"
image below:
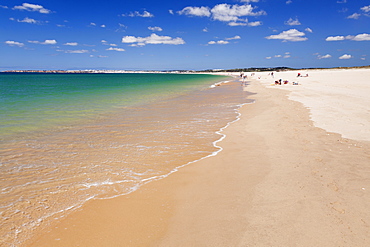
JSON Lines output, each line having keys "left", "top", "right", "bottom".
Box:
{"left": 285, "top": 18, "right": 301, "bottom": 26}
{"left": 107, "top": 47, "right": 125, "bottom": 51}
{"left": 326, "top": 36, "right": 345, "bottom": 41}
{"left": 101, "top": 40, "right": 118, "bottom": 46}
{"left": 64, "top": 50, "right": 89, "bottom": 54}
{"left": 266, "top": 29, "right": 307, "bottom": 42}
{"left": 247, "top": 21, "right": 262, "bottom": 26}
{"left": 11, "top": 17, "right": 40, "bottom": 24}
{"left": 122, "top": 33, "right": 185, "bottom": 46}
{"left": 317, "top": 54, "right": 332, "bottom": 59}
{"left": 337, "top": 0, "right": 347, "bottom": 3}
{"left": 208, "top": 40, "right": 229, "bottom": 45}
{"left": 13, "top": 3, "right": 51, "bottom": 14}
{"left": 225, "top": 35, "right": 241, "bottom": 40}
{"left": 229, "top": 20, "right": 262, "bottom": 26}
{"left": 101, "top": 25, "right": 106, "bottom": 28}
{"left": 241, "top": 0, "right": 259, "bottom": 2}
{"left": 284, "top": 55, "right": 291, "bottom": 58}
{"left": 339, "top": 54, "right": 352, "bottom": 59}
{"left": 326, "top": 33, "right": 370, "bottom": 41}
{"left": 211, "top": 4, "right": 266, "bottom": 22}
{"left": 286, "top": 0, "right": 293, "bottom": 4}
{"left": 169, "top": 10, "right": 174, "bottom": 15}
{"left": 0, "top": 5, "right": 8, "bottom": 9}
{"left": 347, "top": 13, "right": 361, "bottom": 19}
{"left": 28, "top": 39, "right": 57, "bottom": 45}
{"left": 361, "top": 5, "right": 370, "bottom": 12}
{"left": 148, "top": 26, "right": 163, "bottom": 32}
{"left": 177, "top": 6, "right": 211, "bottom": 17}
{"left": 125, "top": 11, "right": 154, "bottom": 18}
{"left": 228, "top": 22, "right": 247, "bottom": 26}
{"left": 305, "top": 27, "right": 313, "bottom": 33}
{"left": 178, "top": 3, "right": 266, "bottom": 25}
{"left": 350, "top": 33, "right": 370, "bottom": 41}
{"left": 90, "top": 22, "right": 96, "bottom": 26}
{"left": 266, "top": 56, "right": 272, "bottom": 59}
{"left": 5, "top": 41, "right": 24, "bottom": 47}
{"left": 64, "top": 42, "right": 78, "bottom": 46}
{"left": 203, "top": 27, "right": 208, "bottom": 32}
{"left": 274, "top": 55, "right": 282, "bottom": 58}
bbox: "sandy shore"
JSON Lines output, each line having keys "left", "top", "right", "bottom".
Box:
{"left": 26, "top": 69, "right": 370, "bottom": 246}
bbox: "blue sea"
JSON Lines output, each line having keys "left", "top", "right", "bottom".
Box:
{"left": 0, "top": 72, "right": 247, "bottom": 245}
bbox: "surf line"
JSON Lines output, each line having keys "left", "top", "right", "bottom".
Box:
{"left": 97, "top": 80, "right": 256, "bottom": 200}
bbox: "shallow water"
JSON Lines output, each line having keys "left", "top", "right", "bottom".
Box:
{"left": 0, "top": 73, "right": 248, "bottom": 246}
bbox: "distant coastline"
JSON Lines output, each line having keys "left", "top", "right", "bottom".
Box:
{"left": 1, "top": 65, "right": 369, "bottom": 74}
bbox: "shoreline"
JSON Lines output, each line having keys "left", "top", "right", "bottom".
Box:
{"left": 26, "top": 70, "right": 370, "bottom": 246}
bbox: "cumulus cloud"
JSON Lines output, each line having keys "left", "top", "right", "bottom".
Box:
{"left": 64, "top": 42, "right": 78, "bottom": 46}
{"left": 339, "top": 54, "right": 352, "bottom": 59}
{"left": 124, "top": 10, "right": 154, "bottom": 17}
{"left": 122, "top": 33, "right": 185, "bottom": 46}
{"left": 5, "top": 41, "right": 24, "bottom": 47}
{"left": 28, "top": 39, "right": 57, "bottom": 45}
{"left": 346, "top": 5, "right": 370, "bottom": 19}
{"left": 347, "top": 13, "right": 361, "bottom": 19}
{"left": 326, "top": 36, "right": 345, "bottom": 41}
{"left": 361, "top": 5, "right": 370, "bottom": 12}
{"left": 106, "top": 47, "right": 125, "bottom": 51}
{"left": 266, "top": 29, "right": 307, "bottom": 42}
{"left": 177, "top": 3, "right": 265, "bottom": 26}
{"left": 208, "top": 40, "right": 229, "bottom": 45}
{"left": 247, "top": 21, "right": 262, "bottom": 26}
{"left": 228, "top": 20, "right": 262, "bottom": 26}
{"left": 326, "top": 33, "right": 370, "bottom": 41}
{"left": 64, "top": 50, "right": 89, "bottom": 54}
{"left": 208, "top": 35, "right": 241, "bottom": 45}
{"left": 241, "top": 0, "right": 259, "bottom": 2}
{"left": 101, "top": 40, "right": 118, "bottom": 46}
{"left": 317, "top": 54, "right": 332, "bottom": 59}
{"left": 148, "top": 26, "right": 163, "bottom": 32}
{"left": 285, "top": 18, "right": 301, "bottom": 26}
{"left": 177, "top": 6, "right": 211, "bottom": 17}
{"left": 225, "top": 35, "right": 241, "bottom": 40}
{"left": 349, "top": 33, "right": 370, "bottom": 41}
{"left": 13, "top": 3, "right": 51, "bottom": 14}
{"left": 305, "top": 27, "right": 313, "bottom": 33}
{"left": 10, "top": 17, "right": 41, "bottom": 24}
{"left": 211, "top": 3, "right": 266, "bottom": 21}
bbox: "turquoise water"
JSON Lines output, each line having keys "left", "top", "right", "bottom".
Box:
{"left": 0, "top": 72, "right": 247, "bottom": 246}
{"left": 0, "top": 73, "right": 224, "bottom": 141}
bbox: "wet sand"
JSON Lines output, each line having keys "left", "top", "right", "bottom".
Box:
{"left": 26, "top": 70, "right": 370, "bottom": 246}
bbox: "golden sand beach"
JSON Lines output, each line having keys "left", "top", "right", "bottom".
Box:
{"left": 26, "top": 69, "right": 370, "bottom": 246}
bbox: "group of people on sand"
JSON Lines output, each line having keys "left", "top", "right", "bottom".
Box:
{"left": 274, "top": 78, "right": 299, "bottom": 85}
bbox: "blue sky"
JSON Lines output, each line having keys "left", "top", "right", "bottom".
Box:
{"left": 1, "top": 0, "right": 369, "bottom": 70}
